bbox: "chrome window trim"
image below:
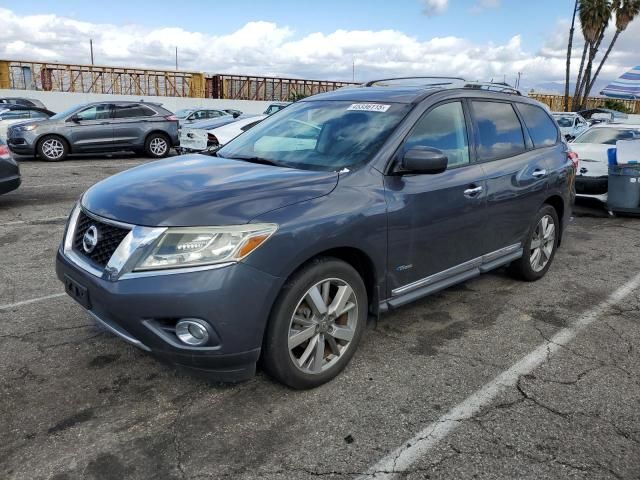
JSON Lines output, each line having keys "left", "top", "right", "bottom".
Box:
{"left": 391, "top": 243, "right": 522, "bottom": 297}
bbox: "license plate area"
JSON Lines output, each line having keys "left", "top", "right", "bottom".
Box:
{"left": 64, "top": 275, "right": 91, "bottom": 309}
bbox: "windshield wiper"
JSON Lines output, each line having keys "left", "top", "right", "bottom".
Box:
{"left": 229, "top": 155, "right": 279, "bottom": 166}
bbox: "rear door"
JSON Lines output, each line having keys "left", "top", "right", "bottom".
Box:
{"left": 66, "top": 104, "right": 114, "bottom": 151}
{"left": 111, "top": 104, "right": 158, "bottom": 147}
{"left": 385, "top": 100, "right": 488, "bottom": 296}
{"left": 472, "top": 100, "right": 555, "bottom": 253}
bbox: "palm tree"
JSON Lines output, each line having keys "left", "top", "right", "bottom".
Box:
{"left": 583, "top": 0, "right": 640, "bottom": 100}
{"left": 564, "top": 0, "right": 579, "bottom": 111}
{"left": 572, "top": 0, "right": 612, "bottom": 110}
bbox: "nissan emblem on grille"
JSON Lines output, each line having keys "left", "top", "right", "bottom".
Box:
{"left": 82, "top": 225, "right": 99, "bottom": 253}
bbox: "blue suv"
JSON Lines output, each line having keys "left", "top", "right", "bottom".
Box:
{"left": 56, "top": 78, "right": 575, "bottom": 389}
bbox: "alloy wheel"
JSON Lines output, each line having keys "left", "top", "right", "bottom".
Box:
{"left": 288, "top": 278, "right": 358, "bottom": 374}
{"left": 149, "top": 137, "right": 168, "bottom": 156}
{"left": 530, "top": 214, "right": 555, "bottom": 272}
{"left": 42, "top": 138, "right": 65, "bottom": 160}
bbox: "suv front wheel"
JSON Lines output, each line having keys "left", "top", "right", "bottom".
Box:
{"left": 38, "top": 135, "right": 68, "bottom": 162}
{"left": 509, "top": 204, "right": 559, "bottom": 281}
{"left": 144, "top": 133, "right": 170, "bottom": 158}
{"left": 262, "top": 258, "right": 367, "bottom": 389}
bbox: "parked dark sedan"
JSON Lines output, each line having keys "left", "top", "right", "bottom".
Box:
{"left": 7, "top": 101, "right": 179, "bottom": 161}
{"left": 0, "top": 138, "right": 20, "bottom": 195}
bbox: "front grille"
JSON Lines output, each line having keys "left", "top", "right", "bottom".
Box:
{"left": 73, "top": 211, "right": 130, "bottom": 267}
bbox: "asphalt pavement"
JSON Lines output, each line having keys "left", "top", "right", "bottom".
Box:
{"left": 1, "top": 154, "right": 639, "bottom": 480}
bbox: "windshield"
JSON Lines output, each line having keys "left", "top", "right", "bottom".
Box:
{"left": 174, "top": 109, "right": 194, "bottom": 119}
{"left": 218, "top": 100, "right": 411, "bottom": 171}
{"left": 50, "top": 105, "right": 87, "bottom": 120}
{"left": 553, "top": 115, "right": 574, "bottom": 128}
{"left": 573, "top": 127, "right": 640, "bottom": 145}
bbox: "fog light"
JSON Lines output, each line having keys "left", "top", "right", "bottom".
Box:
{"left": 175, "top": 319, "right": 210, "bottom": 346}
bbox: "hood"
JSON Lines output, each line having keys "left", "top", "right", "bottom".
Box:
{"left": 82, "top": 155, "right": 338, "bottom": 226}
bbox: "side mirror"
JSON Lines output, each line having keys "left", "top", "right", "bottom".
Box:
{"left": 400, "top": 147, "right": 448, "bottom": 175}
{"left": 232, "top": 112, "right": 241, "bottom": 118}
{"left": 69, "top": 114, "right": 81, "bottom": 123}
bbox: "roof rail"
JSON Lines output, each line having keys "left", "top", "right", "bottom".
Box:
{"left": 362, "top": 76, "right": 523, "bottom": 96}
{"left": 363, "top": 76, "right": 465, "bottom": 87}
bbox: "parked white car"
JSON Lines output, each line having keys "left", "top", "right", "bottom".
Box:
{"left": 552, "top": 112, "right": 589, "bottom": 140}
{"left": 0, "top": 106, "right": 54, "bottom": 140}
{"left": 571, "top": 124, "right": 640, "bottom": 201}
{"left": 207, "top": 115, "right": 267, "bottom": 147}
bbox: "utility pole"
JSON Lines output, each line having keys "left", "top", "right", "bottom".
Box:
{"left": 90, "top": 39, "right": 94, "bottom": 65}
{"left": 175, "top": 47, "right": 178, "bottom": 71}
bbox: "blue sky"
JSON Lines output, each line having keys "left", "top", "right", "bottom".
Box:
{"left": 6, "top": 0, "right": 575, "bottom": 52}
{"left": 0, "top": 1, "right": 637, "bottom": 90}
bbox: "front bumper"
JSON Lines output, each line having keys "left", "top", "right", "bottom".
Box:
{"left": 56, "top": 249, "right": 283, "bottom": 382}
{"left": 7, "top": 133, "right": 36, "bottom": 155}
{"left": 576, "top": 175, "right": 608, "bottom": 196}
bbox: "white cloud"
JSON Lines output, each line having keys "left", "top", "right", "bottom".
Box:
{"left": 0, "top": 6, "right": 636, "bottom": 92}
{"left": 421, "top": 0, "right": 449, "bottom": 17}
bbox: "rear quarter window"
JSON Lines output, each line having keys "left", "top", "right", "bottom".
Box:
{"left": 517, "top": 103, "right": 558, "bottom": 148}
{"left": 471, "top": 101, "right": 526, "bottom": 161}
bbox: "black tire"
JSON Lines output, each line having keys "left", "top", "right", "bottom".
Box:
{"left": 37, "top": 135, "right": 68, "bottom": 162}
{"left": 508, "top": 205, "right": 559, "bottom": 282}
{"left": 144, "top": 133, "right": 170, "bottom": 158}
{"left": 262, "top": 257, "right": 368, "bottom": 389}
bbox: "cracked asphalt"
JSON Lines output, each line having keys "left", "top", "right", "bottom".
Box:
{"left": 1, "top": 155, "right": 639, "bottom": 480}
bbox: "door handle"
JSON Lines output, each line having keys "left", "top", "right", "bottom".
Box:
{"left": 464, "top": 185, "right": 483, "bottom": 197}
{"left": 532, "top": 169, "right": 547, "bottom": 178}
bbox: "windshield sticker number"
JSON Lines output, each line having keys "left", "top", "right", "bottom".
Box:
{"left": 347, "top": 103, "right": 391, "bottom": 113}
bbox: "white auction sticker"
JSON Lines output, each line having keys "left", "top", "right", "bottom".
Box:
{"left": 347, "top": 103, "right": 391, "bottom": 112}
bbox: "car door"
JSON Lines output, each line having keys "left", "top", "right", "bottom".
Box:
{"left": 65, "top": 104, "right": 114, "bottom": 151}
{"left": 385, "top": 100, "right": 488, "bottom": 297}
{"left": 111, "top": 104, "right": 156, "bottom": 147}
{"left": 474, "top": 101, "right": 554, "bottom": 254}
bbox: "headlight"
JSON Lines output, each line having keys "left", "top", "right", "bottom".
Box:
{"left": 134, "top": 223, "right": 277, "bottom": 271}
{"left": 18, "top": 125, "right": 37, "bottom": 131}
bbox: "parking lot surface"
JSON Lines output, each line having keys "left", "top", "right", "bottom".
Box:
{"left": 1, "top": 155, "right": 639, "bottom": 480}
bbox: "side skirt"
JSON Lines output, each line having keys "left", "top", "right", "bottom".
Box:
{"left": 379, "top": 244, "right": 522, "bottom": 311}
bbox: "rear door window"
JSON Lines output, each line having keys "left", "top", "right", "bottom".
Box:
{"left": 113, "top": 104, "right": 156, "bottom": 119}
{"left": 471, "top": 101, "right": 526, "bottom": 161}
{"left": 403, "top": 101, "right": 470, "bottom": 168}
{"left": 516, "top": 103, "right": 558, "bottom": 148}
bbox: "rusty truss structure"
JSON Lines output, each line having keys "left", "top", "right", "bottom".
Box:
{"left": 0, "top": 59, "right": 356, "bottom": 101}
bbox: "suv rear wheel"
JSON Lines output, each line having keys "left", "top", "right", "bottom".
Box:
{"left": 262, "top": 258, "right": 367, "bottom": 389}
{"left": 38, "top": 135, "right": 68, "bottom": 162}
{"left": 144, "top": 133, "right": 170, "bottom": 158}
{"left": 508, "top": 205, "right": 559, "bottom": 281}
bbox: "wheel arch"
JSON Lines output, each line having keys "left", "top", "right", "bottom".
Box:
{"left": 144, "top": 129, "right": 171, "bottom": 143}
{"left": 36, "top": 133, "right": 72, "bottom": 154}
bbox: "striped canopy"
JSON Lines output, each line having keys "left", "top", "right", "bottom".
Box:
{"left": 601, "top": 66, "right": 640, "bottom": 99}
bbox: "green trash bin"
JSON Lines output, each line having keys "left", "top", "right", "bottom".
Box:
{"left": 607, "top": 164, "right": 640, "bottom": 215}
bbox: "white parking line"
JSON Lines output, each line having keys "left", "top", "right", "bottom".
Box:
{"left": 0, "top": 293, "right": 66, "bottom": 310}
{"left": 359, "top": 272, "right": 640, "bottom": 479}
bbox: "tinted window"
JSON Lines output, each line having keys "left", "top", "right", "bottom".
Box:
{"left": 76, "top": 104, "right": 111, "bottom": 121}
{"left": 404, "top": 102, "right": 470, "bottom": 168}
{"left": 472, "top": 101, "right": 526, "bottom": 160}
{"left": 553, "top": 115, "right": 574, "bottom": 128}
{"left": 0, "top": 111, "right": 30, "bottom": 120}
{"left": 517, "top": 104, "right": 558, "bottom": 148}
{"left": 113, "top": 104, "right": 156, "bottom": 119}
{"left": 30, "top": 110, "right": 50, "bottom": 119}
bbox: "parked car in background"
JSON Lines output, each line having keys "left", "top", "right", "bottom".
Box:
{"left": 177, "top": 115, "right": 257, "bottom": 153}
{"left": 57, "top": 78, "right": 574, "bottom": 388}
{"left": 6, "top": 101, "right": 178, "bottom": 161}
{"left": 0, "top": 106, "right": 55, "bottom": 140}
{"left": 263, "top": 102, "right": 291, "bottom": 115}
{"left": 174, "top": 108, "right": 230, "bottom": 125}
{"left": 579, "top": 108, "right": 627, "bottom": 125}
{"left": 552, "top": 112, "right": 589, "bottom": 140}
{"left": 570, "top": 124, "right": 640, "bottom": 201}
{"left": 0, "top": 97, "right": 47, "bottom": 109}
{"left": 0, "top": 138, "right": 20, "bottom": 195}
{"left": 205, "top": 115, "right": 266, "bottom": 148}
{"left": 223, "top": 109, "right": 243, "bottom": 118}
